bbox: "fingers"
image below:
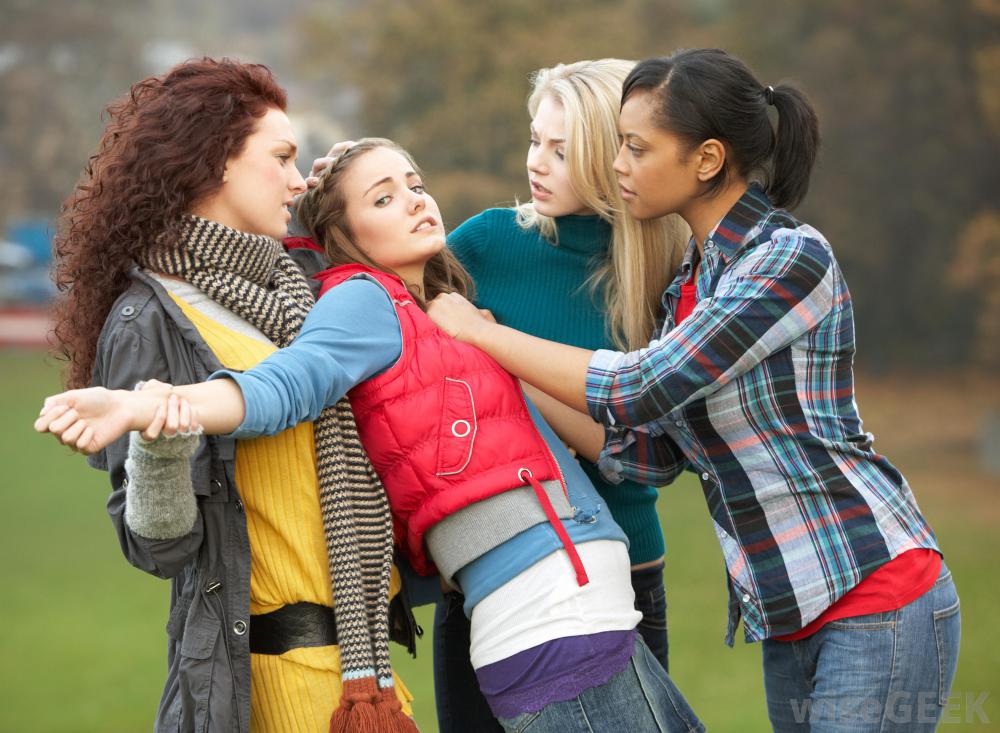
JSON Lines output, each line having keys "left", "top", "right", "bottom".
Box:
{"left": 45, "top": 406, "right": 83, "bottom": 437}
{"left": 75, "top": 424, "right": 96, "bottom": 454}
{"left": 308, "top": 140, "right": 358, "bottom": 184}
{"left": 164, "top": 393, "right": 180, "bottom": 435}
{"left": 141, "top": 394, "right": 199, "bottom": 440}
{"left": 35, "top": 402, "right": 70, "bottom": 432}
{"left": 58, "top": 417, "right": 88, "bottom": 448}
{"left": 309, "top": 156, "right": 335, "bottom": 179}
{"left": 141, "top": 404, "right": 166, "bottom": 441}
{"left": 326, "top": 140, "right": 357, "bottom": 158}
{"left": 38, "top": 391, "right": 77, "bottom": 418}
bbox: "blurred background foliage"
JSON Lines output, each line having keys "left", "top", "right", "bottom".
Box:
{"left": 1, "top": 1, "right": 998, "bottom": 731}
{"left": 1, "top": 0, "right": 997, "bottom": 371}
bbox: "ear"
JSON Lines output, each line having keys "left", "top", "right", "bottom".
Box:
{"left": 694, "top": 139, "right": 726, "bottom": 182}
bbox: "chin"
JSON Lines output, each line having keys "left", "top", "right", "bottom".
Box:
{"left": 532, "top": 200, "right": 566, "bottom": 218}
{"left": 624, "top": 199, "right": 656, "bottom": 222}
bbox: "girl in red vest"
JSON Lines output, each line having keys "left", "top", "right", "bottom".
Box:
{"left": 37, "top": 138, "right": 702, "bottom": 733}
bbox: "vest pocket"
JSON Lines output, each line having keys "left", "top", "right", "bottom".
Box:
{"left": 435, "top": 378, "right": 477, "bottom": 476}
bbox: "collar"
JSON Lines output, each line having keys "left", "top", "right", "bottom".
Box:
{"left": 551, "top": 214, "right": 612, "bottom": 256}
{"left": 705, "top": 183, "right": 775, "bottom": 262}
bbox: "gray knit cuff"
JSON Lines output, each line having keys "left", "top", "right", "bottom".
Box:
{"left": 123, "top": 430, "right": 202, "bottom": 540}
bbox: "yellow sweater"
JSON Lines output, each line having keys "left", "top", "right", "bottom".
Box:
{"left": 168, "top": 294, "right": 412, "bottom": 731}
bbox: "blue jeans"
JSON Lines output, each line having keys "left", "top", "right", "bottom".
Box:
{"left": 433, "top": 590, "right": 504, "bottom": 733}
{"left": 433, "top": 565, "right": 671, "bottom": 732}
{"left": 497, "top": 635, "right": 702, "bottom": 733}
{"left": 632, "top": 560, "right": 670, "bottom": 672}
{"left": 762, "top": 563, "right": 961, "bottom": 732}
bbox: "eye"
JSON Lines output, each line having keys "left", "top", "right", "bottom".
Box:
{"left": 627, "top": 144, "right": 643, "bottom": 158}
{"left": 410, "top": 184, "right": 425, "bottom": 194}
{"left": 555, "top": 149, "right": 565, "bottom": 161}
{"left": 374, "top": 194, "right": 391, "bottom": 207}
{"left": 529, "top": 137, "right": 539, "bottom": 147}
{"left": 276, "top": 154, "right": 290, "bottom": 164}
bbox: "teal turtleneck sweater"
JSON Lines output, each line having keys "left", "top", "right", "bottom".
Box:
{"left": 447, "top": 207, "right": 664, "bottom": 564}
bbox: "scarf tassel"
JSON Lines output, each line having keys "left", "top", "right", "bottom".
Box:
{"left": 329, "top": 678, "right": 419, "bottom": 733}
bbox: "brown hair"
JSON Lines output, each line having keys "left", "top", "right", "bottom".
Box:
{"left": 52, "top": 57, "right": 287, "bottom": 388}
{"left": 295, "top": 138, "right": 474, "bottom": 305}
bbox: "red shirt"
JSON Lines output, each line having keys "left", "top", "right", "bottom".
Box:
{"left": 674, "top": 265, "right": 698, "bottom": 325}
{"left": 776, "top": 549, "right": 941, "bottom": 641}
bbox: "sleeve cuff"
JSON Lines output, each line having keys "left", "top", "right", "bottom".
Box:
{"left": 206, "top": 371, "right": 258, "bottom": 439}
{"left": 585, "top": 348, "right": 626, "bottom": 425}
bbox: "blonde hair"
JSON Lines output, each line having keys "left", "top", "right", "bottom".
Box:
{"left": 296, "top": 138, "right": 474, "bottom": 306}
{"left": 515, "top": 59, "right": 689, "bottom": 350}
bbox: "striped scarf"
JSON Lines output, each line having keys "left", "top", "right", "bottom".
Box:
{"left": 143, "top": 216, "right": 415, "bottom": 732}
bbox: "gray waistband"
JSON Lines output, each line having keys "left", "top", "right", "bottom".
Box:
{"left": 425, "top": 479, "right": 571, "bottom": 589}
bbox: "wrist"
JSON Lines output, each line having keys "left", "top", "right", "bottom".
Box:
{"left": 468, "top": 319, "right": 499, "bottom": 350}
{"left": 128, "top": 389, "right": 163, "bottom": 431}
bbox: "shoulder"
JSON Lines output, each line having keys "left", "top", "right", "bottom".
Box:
{"left": 737, "top": 215, "right": 834, "bottom": 286}
{"left": 312, "top": 274, "right": 398, "bottom": 322}
{"left": 96, "top": 276, "right": 165, "bottom": 352}
{"left": 448, "top": 207, "right": 518, "bottom": 253}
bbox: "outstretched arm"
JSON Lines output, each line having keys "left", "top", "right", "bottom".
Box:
{"left": 37, "top": 276, "right": 403, "bottom": 453}
{"left": 429, "top": 234, "right": 835, "bottom": 429}
{"left": 35, "top": 379, "right": 245, "bottom": 454}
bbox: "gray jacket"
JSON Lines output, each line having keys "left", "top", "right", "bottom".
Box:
{"left": 89, "top": 268, "right": 252, "bottom": 732}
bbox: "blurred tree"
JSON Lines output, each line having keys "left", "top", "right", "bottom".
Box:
{"left": 295, "top": 0, "right": 709, "bottom": 226}
{"left": 297, "top": 0, "right": 998, "bottom": 370}
{"left": 950, "top": 211, "right": 1000, "bottom": 369}
{"left": 0, "top": 0, "right": 151, "bottom": 231}
{"left": 724, "top": 0, "right": 999, "bottom": 369}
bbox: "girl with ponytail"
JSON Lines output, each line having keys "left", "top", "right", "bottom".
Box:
{"left": 424, "top": 48, "right": 960, "bottom": 732}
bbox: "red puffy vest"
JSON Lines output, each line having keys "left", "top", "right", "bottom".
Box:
{"left": 314, "top": 264, "right": 587, "bottom": 584}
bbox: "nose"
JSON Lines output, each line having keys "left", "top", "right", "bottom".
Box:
{"left": 612, "top": 144, "right": 628, "bottom": 177}
{"left": 407, "top": 187, "right": 425, "bottom": 213}
{"left": 289, "top": 164, "right": 307, "bottom": 194}
{"left": 526, "top": 144, "right": 546, "bottom": 175}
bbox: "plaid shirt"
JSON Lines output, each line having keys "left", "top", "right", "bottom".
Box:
{"left": 586, "top": 184, "right": 938, "bottom": 645}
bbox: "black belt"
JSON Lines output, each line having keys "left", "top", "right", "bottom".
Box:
{"left": 249, "top": 602, "right": 338, "bottom": 655}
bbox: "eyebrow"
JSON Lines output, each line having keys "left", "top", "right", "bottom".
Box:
{"left": 276, "top": 138, "right": 298, "bottom": 155}
{"left": 529, "top": 125, "right": 564, "bottom": 144}
{"left": 362, "top": 170, "right": 419, "bottom": 198}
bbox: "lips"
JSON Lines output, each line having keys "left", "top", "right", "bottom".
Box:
{"left": 530, "top": 179, "right": 552, "bottom": 199}
{"left": 619, "top": 183, "right": 636, "bottom": 199}
{"left": 411, "top": 216, "right": 438, "bottom": 233}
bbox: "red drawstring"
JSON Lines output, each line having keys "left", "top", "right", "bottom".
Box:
{"left": 519, "top": 469, "right": 589, "bottom": 586}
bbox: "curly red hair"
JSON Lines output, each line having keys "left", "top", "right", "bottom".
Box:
{"left": 52, "top": 57, "right": 287, "bottom": 388}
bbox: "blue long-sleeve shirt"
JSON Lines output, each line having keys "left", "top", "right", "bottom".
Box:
{"left": 211, "top": 274, "right": 625, "bottom": 611}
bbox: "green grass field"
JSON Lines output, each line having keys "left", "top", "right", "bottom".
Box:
{"left": 2, "top": 349, "right": 996, "bottom": 732}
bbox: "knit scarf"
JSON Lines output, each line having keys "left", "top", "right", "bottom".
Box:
{"left": 143, "top": 216, "right": 415, "bottom": 733}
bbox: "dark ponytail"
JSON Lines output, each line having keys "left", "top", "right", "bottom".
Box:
{"left": 622, "top": 49, "right": 820, "bottom": 210}
{"left": 768, "top": 84, "right": 819, "bottom": 210}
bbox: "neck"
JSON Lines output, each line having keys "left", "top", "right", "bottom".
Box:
{"left": 396, "top": 265, "right": 426, "bottom": 298}
{"left": 683, "top": 180, "right": 750, "bottom": 253}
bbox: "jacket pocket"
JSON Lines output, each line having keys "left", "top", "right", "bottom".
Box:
{"left": 178, "top": 611, "right": 221, "bottom": 733}
{"left": 435, "top": 378, "right": 477, "bottom": 476}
